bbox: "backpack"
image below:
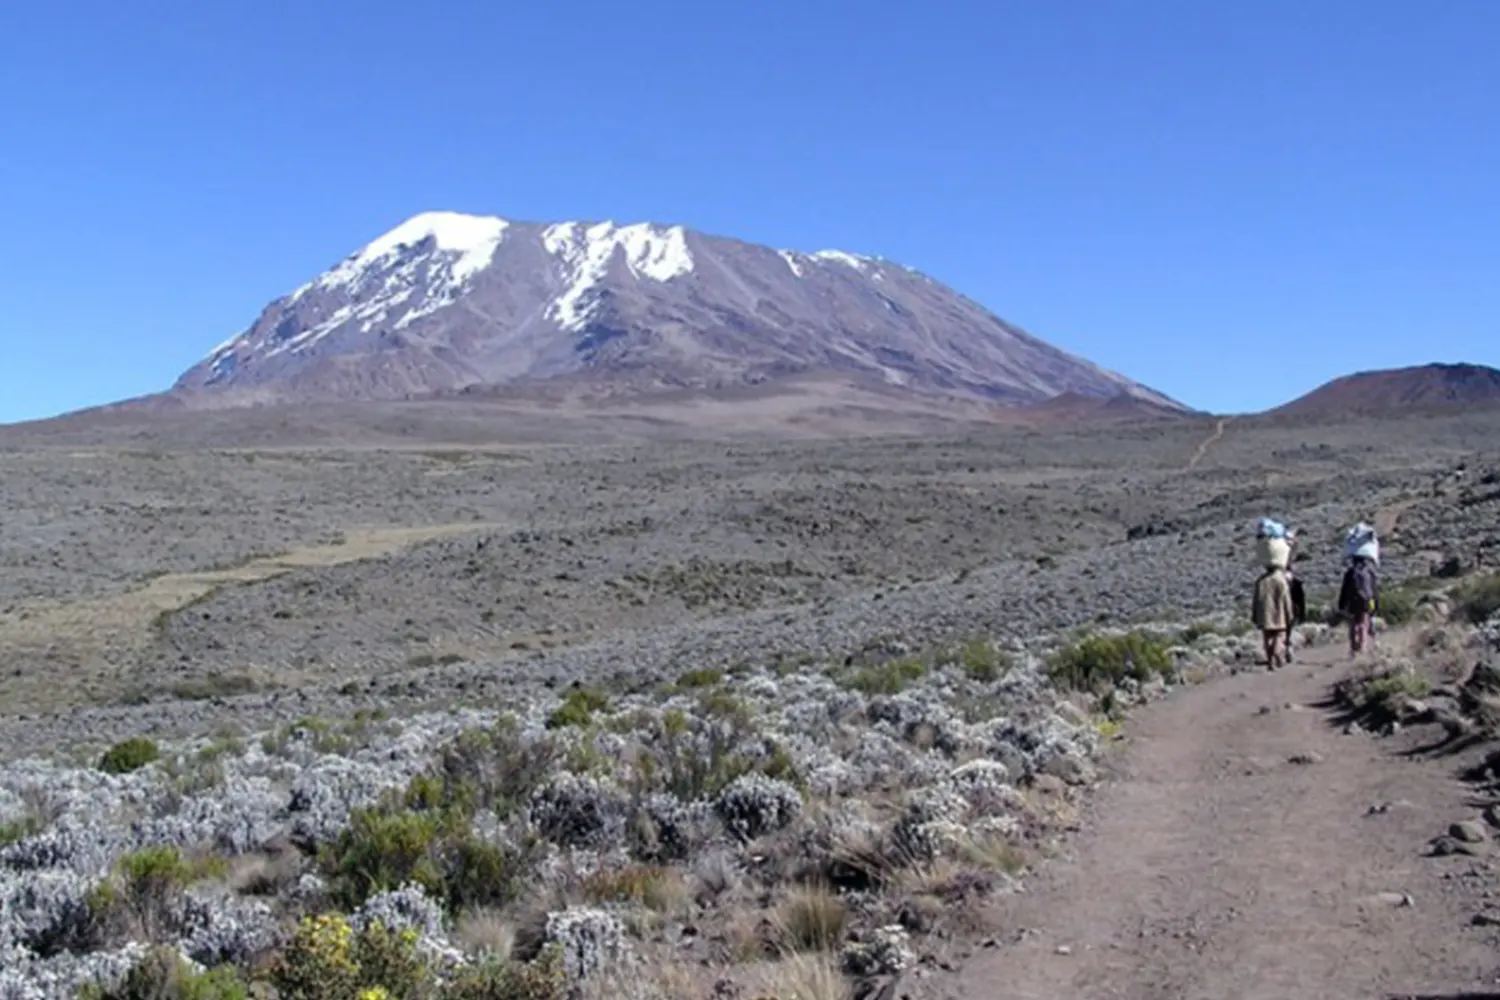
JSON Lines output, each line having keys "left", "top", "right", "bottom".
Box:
{"left": 1340, "top": 560, "right": 1378, "bottom": 614}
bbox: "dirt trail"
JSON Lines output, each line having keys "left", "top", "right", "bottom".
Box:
{"left": 936, "top": 641, "right": 1500, "bottom": 1000}
{"left": 1186, "top": 418, "right": 1228, "bottom": 471}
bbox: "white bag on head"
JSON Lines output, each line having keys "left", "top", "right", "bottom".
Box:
{"left": 1345, "top": 522, "right": 1380, "bottom": 564}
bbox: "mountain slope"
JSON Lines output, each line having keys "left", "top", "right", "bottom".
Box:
{"left": 1273, "top": 363, "right": 1500, "bottom": 417}
{"left": 171, "top": 211, "right": 1185, "bottom": 411}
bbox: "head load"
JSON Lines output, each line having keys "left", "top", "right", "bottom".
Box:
{"left": 1345, "top": 521, "right": 1380, "bottom": 565}
{"left": 1254, "top": 517, "right": 1293, "bottom": 570}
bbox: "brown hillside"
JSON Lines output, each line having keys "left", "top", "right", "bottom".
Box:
{"left": 1273, "top": 362, "right": 1500, "bottom": 417}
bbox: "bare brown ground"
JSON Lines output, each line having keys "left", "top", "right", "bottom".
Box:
{"left": 924, "top": 638, "right": 1500, "bottom": 1000}
{"left": 0, "top": 522, "right": 504, "bottom": 711}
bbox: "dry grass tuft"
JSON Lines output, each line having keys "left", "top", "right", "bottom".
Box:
{"left": 453, "top": 907, "right": 516, "bottom": 958}
{"left": 752, "top": 953, "right": 852, "bottom": 1000}
{"left": 773, "top": 885, "right": 848, "bottom": 954}
{"left": 957, "top": 830, "right": 1031, "bottom": 876}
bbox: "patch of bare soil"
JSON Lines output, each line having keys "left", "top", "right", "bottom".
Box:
{"left": 0, "top": 522, "right": 503, "bottom": 711}
{"left": 921, "top": 638, "right": 1500, "bottom": 1000}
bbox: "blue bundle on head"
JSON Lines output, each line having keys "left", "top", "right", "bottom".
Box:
{"left": 1256, "top": 517, "right": 1287, "bottom": 540}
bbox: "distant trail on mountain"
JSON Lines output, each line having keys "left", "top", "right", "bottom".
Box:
{"left": 1185, "top": 417, "right": 1227, "bottom": 471}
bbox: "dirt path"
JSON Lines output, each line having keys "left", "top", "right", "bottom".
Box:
{"left": 933, "top": 641, "right": 1500, "bottom": 1000}
{"left": 1186, "top": 418, "right": 1228, "bottom": 471}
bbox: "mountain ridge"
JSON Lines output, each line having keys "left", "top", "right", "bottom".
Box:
{"left": 167, "top": 210, "right": 1186, "bottom": 413}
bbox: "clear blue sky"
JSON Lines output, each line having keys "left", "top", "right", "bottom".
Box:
{"left": 2, "top": 0, "right": 1496, "bottom": 423}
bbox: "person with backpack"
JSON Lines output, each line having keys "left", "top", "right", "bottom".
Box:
{"left": 1252, "top": 539, "right": 1295, "bottom": 670}
{"left": 1285, "top": 530, "right": 1307, "bottom": 662}
{"left": 1338, "top": 553, "right": 1379, "bottom": 657}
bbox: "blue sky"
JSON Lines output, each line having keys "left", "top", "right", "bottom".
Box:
{"left": 1, "top": 0, "right": 1496, "bottom": 423}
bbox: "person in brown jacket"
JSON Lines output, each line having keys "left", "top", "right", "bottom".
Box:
{"left": 1252, "top": 562, "right": 1295, "bottom": 670}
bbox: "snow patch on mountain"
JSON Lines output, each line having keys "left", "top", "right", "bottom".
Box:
{"left": 300, "top": 212, "right": 511, "bottom": 299}
{"left": 778, "top": 248, "right": 881, "bottom": 278}
{"left": 543, "top": 222, "right": 694, "bottom": 330}
{"left": 811, "top": 250, "right": 873, "bottom": 270}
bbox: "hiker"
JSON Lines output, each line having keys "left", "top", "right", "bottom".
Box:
{"left": 1337, "top": 522, "right": 1381, "bottom": 658}
{"left": 1338, "top": 553, "right": 1379, "bottom": 658}
{"left": 1285, "top": 530, "right": 1307, "bottom": 662}
{"left": 1251, "top": 533, "right": 1295, "bottom": 670}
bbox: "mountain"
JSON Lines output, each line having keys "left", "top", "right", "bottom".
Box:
{"left": 168, "top": 211, "right": 1184, "bottom": 412}
{"left": 1272, "top": 363, "right": 1500, "bottom": 417}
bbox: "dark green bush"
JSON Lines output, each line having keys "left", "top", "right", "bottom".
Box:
{"left": 958, "top": 639, "right": 1011, "bottom": 682}
{"left": 1048, "top": 631, "right": 1172, "bottom": 693}
{"left": 545, "top": 688, "right": 610, "bottom": 729}
{"left": 1377, "top": 586, "right": 1421, "bottom": 626}
{"left": 321, "top": 786, "right": 528, "bottom": 911}
{"left": 1365, "top": 670, "right": 1432, "bottom": 707}
{"left": 322, "top": 807, "right": 456, "bottom": 908}
{"left": 98, "top": 737, "right": 160, "bottom": 775}
{"left": 842, "top": 657, "right": 926, "bottom": 696}
{"left": 0, "top": 815, "right": 42, "bottom": 846}
{"left": 675, "top": 667, "right": 724, "bottom": 689}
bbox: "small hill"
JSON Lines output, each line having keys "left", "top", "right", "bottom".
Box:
{"left": 1272, "top": 363, "right": 1500, "bottom": 417}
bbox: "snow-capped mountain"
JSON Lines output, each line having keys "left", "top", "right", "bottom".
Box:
{"left": 172, "top": 211, "right": 1183, "bottom": 410}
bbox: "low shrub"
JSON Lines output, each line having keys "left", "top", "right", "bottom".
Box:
{"left": 842, "top": 657, "right": 926, "bottom": 696}
{"left": 0, "top": 814, "right": 42, "bottom": 846}
{"left": 166, "top": 671, "right": 261, "bottom": 702}
{"left": 675, "top": 668, "right": 724, "bottom": 690}
{"left": 80, "top": 946, "right": 249, "bottom": 1000}
{"left": 957, "top": 640, "right": 1011, "bottom": 683}
{"left": 1454, "top": 572, "right": 1500, "bottom": 625}
{"left": 1376, "top": 586, "right": 1421, "bottom": 626}
{"left": 87, "top": 846, "right": 225, "bottom": 946}
{"left": 1047, "top": 631, "right": 1172, "bottom": 693}
{"left": 546, "top": 688, "right": 610, "bottom": 730}
{"left": 272, "top": 913, "right": 431, "bottom": 1000}
{"left": 436, "top": 719, "right": 563, "bottom": 820}
{"left": 98, "top": 737, "right": 160, "bottom": 775}
{"left": 629, "top": 708, "right": 801, "bottom": 801}
{"left": 444, "top": 948, "right": 567, "bottom": 1000}
{"left": 321, "top": 795, "right": 526, "bottom": 912}
{"left": 1365, "top": 670, "right": 1432, "bottom": 707}
{"left": 1176, "top": 620, "right": 1240, "bottom": 644}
